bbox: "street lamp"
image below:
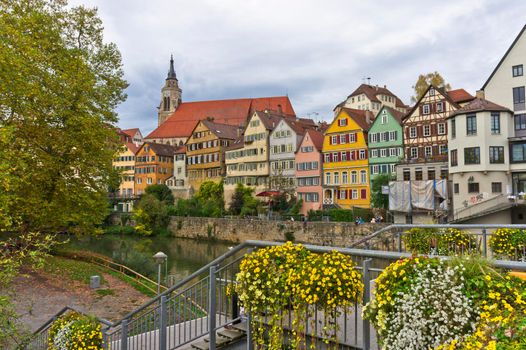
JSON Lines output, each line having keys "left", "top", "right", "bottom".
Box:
{"left": 153, "top": 251, "right": 167, "bottom": 295}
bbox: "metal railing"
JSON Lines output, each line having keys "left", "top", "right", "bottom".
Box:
{"left": 30, "top": 238, "right": 526, "bottom": 350}
{"left": 351, "top": 224, "right": 526, "bottom": 260}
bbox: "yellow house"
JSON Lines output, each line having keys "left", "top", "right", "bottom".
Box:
{"left": 322, "top": 108, "right": 374, "bottom": 209}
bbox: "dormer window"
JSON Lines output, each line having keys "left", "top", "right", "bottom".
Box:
{"left": 429, "top": 88, "right": 435, "bottom": 96}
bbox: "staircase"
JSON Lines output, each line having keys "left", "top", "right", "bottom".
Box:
{"left": 451, "top": 194, "right": 513, "bottom": 222}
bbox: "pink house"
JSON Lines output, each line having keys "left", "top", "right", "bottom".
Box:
{"left": 295, "top": 129, "right": 324, "bottom": 215}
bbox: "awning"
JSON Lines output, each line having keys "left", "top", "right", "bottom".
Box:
{"left": 256, "top": 191, "right": 281, "bottom": 197}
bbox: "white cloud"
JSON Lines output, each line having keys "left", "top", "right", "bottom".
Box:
{"left": 69, "top": 0, "right": 526, "bottom": 134}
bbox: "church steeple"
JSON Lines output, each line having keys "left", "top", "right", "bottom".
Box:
{"left": 167, "top": 54, "right": 177, "bottom": 80}
{"left": 158, "top": 55, "right": 182, "bottom": 126}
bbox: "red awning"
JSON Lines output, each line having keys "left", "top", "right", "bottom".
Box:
{"left": 256, "top": 191, "right": 281, "bottom": 197}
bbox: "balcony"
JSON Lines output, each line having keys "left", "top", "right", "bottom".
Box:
{"left": 400, "top": 154, "right": 448, "bottom": 164}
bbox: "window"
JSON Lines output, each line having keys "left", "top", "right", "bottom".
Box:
{"left": 438, "top": 123, "right": 446, "bottom": 135}
{"left": 340, "top": 134, "right": 346, "bottom": 144}
{"left": 415, "top": 169, "right": 423, "bottom": 180}
{"left": 351, "top": 189, "right": 358, "bottom": 199}
{"left": 515, "top": 114, "right": 526, "bottom": 130}
{"left": 371, "top": 149, "right": 378, "bottom": 157}
{"left": 511, "top": 143, "right": 526, "bottom": 162}
{"left": 451, "top": 149, "right": 458, "bottom": 166}
{"left": 403, "top": 169, "right": 411, "bottom": 181}
{"left": 490, "top": 113, "right": 501, "bottom": 134}
{"left": 423, "top": 125, "right": 431, "bottom": 136}
{"left": 454, "top": 183, "right": 459, "bottom": 194}
{"left": 513, "top": 65, "right": 523, "bottom": 77}
{"left": 334, "top": 172, "right": 340, "bottom": 185}
{"left": 147, "top": 177, "right": 152, "bottom": 184}
{"left": 360, "top": 170, "right": 367, "bottom": 183}
{"left": 468, "top": 182, "right": 479, "bottom": 193}
{"left": 389, "top": 148, "right": 397, "bottom": 157}
{"left": 325, "top": 172, "right": 331, "bottom": 185}
{"left": 436, "top": 102, "right": 443, "bottom": 113}
{"left": 339, "top": 190, "right": 347, "bottom": 199}
{"left": 466, "top": 114, "right": 477, "bottom": 135}
{"left": 513, "top": 86, "right": 525, "bottom": 111}
{"left": 423, "top": 104, "right": 430, "bottom": 114}
{"left": 489, "top": 146, "right": 504, "bottom": 164}
{"left": 410, "top": 127, "right": 417, "bottom": 138}
{"left": 333, "top": 152, "right": 339, "bottom": 162}
{"left": 349, "top": 133, "right": 356, "bottom": 143}
{"left": 492, "top": 182, "right": 502, "bottom": 193}
{"left": 341, "top": 151, "right": 347, "bottom": 161}
{"left": 464, "top": 147, "right": 480, "bottom": 164}
{"left": 439, "top": 145, "right": 448, "bottom": 154}
{"left": 137, "top": 178, "right": 142, "bottom": 184}
{"left": 342, "top": 172, "right": 348, "bottom": 184}
{"left": 389, "top": 131, "right": 397, "bottom": 140}
{"left": 359, "top": 149, "right": 366, "bottom": 159}
{"left": 428, "top": 168, "right": 436, "bottom": 180}
{"left": 372, "top": 165, "right": 379, "bottom": 174}
{"left": 411, "top": 147, "right": 418, "bottom": 159}
{"left": 425, "top": 146, "right": 432, "bottom": 157}
{"left": 451, "top": 118, "right": 456, "bottom": 138}
{"left": 331, "top": 135, "right": 338, "bottom": 144}
{"left": 351, "top": 171, "right": 357, "bottom": 183}
{"left": 380, "top": 149, "right": 387, "bottom": 157}
{"left": 429, "top": 88, "right": 435, "bottom": 96}
{"left": 381, "top": 114, "right": 387, "bottom": 124}
{"left": 338, "top": 118, "right": 348, "bottom": 126}
{"left": 370, "top": 133, "right": 378, "bottom": 143}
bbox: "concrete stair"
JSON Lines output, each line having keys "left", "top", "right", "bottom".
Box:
{"left": 189, "top": 323, "right": 246, "bottom": 349}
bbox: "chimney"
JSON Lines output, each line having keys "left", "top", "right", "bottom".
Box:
{"left": 375, "top": 84, "right": 379, "bottom": 91}
{"left": 383, "top": 85, "right": 387, "bottom": 89}
{"left": 237, "top": 125, "right": 243, "bottom": 137}
{"left": 277, "top": 104, "right": 283, "bottom": 115}
{"left": 476, "top": 90, "right": 485, "bottom": 100}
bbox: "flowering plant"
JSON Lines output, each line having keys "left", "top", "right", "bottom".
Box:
{"left": 235, "top": 242, "right": 363, "bottom": 349}
{"left": 48, "top": 311, "right": 103, "bottom": 350}
{"left": 489, "top": 228, "right": 526, "bottom": 260}
{"left": 363, "top": 257, "right": 477, "bottom": 350}
{"left": 403, "top": 228, "right": 477, "bottom": 255}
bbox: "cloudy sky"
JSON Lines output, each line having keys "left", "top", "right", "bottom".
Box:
{"left": 70, "top": 0, "right": 525, "bottom": 135}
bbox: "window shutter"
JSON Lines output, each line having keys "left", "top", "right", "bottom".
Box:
{"left": 346, "top": 134, "right": 350, "bottom": 143}
{"left": 330, "top": 137, "right": 333, "bottom": 145}
{"left": 347, "top": 151, "right": 351, "bottom": 160}
{"left": 337, "top": 190, "right": 340, "bottom": 199}
{"left": 329, "top": 154, "right": 333, "bottom": 162}
{"left": 361, "top": 189, "right": 367, "bottom": 199}
{"left": 347, "top": 189, "right": 351, "bottom": 199}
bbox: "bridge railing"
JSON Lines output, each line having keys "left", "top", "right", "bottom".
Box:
{"left": 351, "top": 224, "right": 526, "bottom": 260}
{"left": 31, "top": 237, "right": 526, "bottom": 350}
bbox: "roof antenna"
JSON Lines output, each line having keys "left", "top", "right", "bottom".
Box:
{"left": 366, "top": 77, "right": 371, "bottom": 85}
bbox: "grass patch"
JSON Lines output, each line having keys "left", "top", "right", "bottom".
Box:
{"left": 43, "top": 256, "right": 107, "bottom": 286}
{"left": 95, "top": 289, "right": 115, "bottom": 297}
{"left": 105, "top": 270, "right": 158, "bottom": 298}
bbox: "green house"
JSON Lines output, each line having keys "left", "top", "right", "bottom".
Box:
{"left": 368, "top": 106, "right": 405, "bottom": 179}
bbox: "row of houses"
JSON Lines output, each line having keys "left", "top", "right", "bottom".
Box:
{"left": 113, "top": 24, "right": 526, "bottom": 224}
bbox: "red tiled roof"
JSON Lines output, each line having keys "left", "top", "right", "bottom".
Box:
{"left": 146, "top": 96, "right": 295, "bottom": 139}
{"left": 175, "top": 145, "right": 186, "bottom": 154}
{"left": 340, "top": 107, "right": 374, "bottom": 131}
{"left": 125, "top": 142, "right": 140, "bottom": 154}
{"left": 448, "top": 97, "right": 512, "bottom": 118}
{"left": 447, "top": 89, "right": 475, "bottom": 104}
{"left": 348, "top": 84, "right": 408, "bottom": 109}
{"left": 121, "top": 128, "right": 140, "bottom": 138}
{"left": 305, "top": 129, "right": 325, "bottom": 151}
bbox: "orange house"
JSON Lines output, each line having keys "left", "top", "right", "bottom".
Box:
{"left": 135, "top": 142, "right": 177, "bottom": 195}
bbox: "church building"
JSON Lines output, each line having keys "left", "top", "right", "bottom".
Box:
{"left": 145, "top": 57, "right": 296, "bottom": 146}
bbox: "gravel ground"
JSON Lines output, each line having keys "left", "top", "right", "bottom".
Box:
{"left": 8, "top": 267, "right": 151, "bottom": 332}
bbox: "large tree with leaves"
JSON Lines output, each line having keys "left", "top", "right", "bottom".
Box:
{"left": 411, "top": 71, "right": 451, "bottom": 103}
{"left": 0, "top": 0, "right": 128, "bottom": 235}
{"left": 371, "top": 173, "right": 394, "bottom": 209}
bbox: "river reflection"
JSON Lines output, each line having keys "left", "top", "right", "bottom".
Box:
{"left": 63, "top": 235, "right": 232, "bottom": 282}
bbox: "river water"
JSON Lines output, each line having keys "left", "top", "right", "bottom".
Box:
{"left": 63, "top": 234, "right": 232, "bottom": 283}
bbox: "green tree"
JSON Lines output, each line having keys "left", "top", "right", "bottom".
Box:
{"left": 411, "top": 71, "right": 451, "bottom": 103}
{"left": 371, "top": 173, "right": 394, "bottom": 209}
{"left": 229, "top": 184, "right": 259, "bottom": 216}
{"left": 145, "top": 184, "right": 175, "bottom": 204}
{"left": 0, "top": 0, "right": 128, "bottom": 235}
{"left": 195, "top": 181, "right": 224, "bottom": 217}
{"left": 132, "top": 194, "right": 169, "bottom": 235}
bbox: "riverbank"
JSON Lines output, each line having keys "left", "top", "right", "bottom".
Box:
{"left": 169, "top": 216, "right": 386, "bottom": 246}
{"left": 8, "top": 256, "right": 151, "bottom": 333}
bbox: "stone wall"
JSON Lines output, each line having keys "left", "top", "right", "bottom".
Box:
{"left": 168, "top": 216, "right": 386, "bottom": 246}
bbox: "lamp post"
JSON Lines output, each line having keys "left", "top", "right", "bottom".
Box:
{"left": 153, "top": 251, "right": 167, "bottom": 295}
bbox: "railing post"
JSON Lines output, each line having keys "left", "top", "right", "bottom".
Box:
{"left": 209, "top": 265, "right": 217, "bottom": 350}
{"left": 121, "top": 319, "right": 128, "bottom": 350}
{"left": 482, "top": 228, "right": 488, "bottom": 257}
{"left": 246, "top": 312, "right": 254, "bottom": 350}
{"left": 362, "top": 259, "right": 372, "bottom": 350}
{"left": 102, "top": 327, "right": 108, "bottom": 350}
{"left": 397, "top": 229, "right": 402, "bottom": 253}
{"left": 159, "top": 295, "right": 168, "bottom": 350}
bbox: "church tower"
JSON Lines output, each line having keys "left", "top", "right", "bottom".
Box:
{"left": 158, "top": 55, "right": 182, "bottom": 126}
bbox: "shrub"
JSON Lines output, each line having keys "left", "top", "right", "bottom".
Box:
{"left": 103, "top": 225, "right": 136, "bottom": 235}
{"left": 48, "top": 311, "right": 102, "bottom": 350}
{"left": 489, "top": 228, "right": 526, "bottom": 260}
